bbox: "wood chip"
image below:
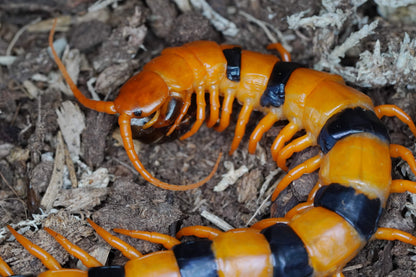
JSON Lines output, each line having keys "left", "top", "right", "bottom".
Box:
{"left": 41, "top": 132, "right": 65, "bottom": 210}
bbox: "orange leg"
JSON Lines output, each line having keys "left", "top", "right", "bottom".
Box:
{"left": 374, "top": 227, "right": 416, "bottom": 245}
{"left": 119, "top": 113, "right": 222, "bottom": 191}
{"left": 277, "top": 134, "right": 314, "bottom": 171}
{"left": 390, "top": 144, "right": 416, "bottom": 176}
{"left": 248, "top": 113, "right": 279, "bottom": 154}
{"left": 271, "top": 122, "right": 300, "bottom": 161}
{"left": 49, "top": 19, "right": 116, "bottom": 115}
{"left": 167, "top": 91, "right": 192, "bottom": 136}
{"left": 44, "top": 227, "right": 102, "bottom": 268}
{"left": 0, "top": 256, "right": 14, "bottom": 277}
{"left": 267, "top": 43, "right": 291, "bottom": 62}
{"left": 250, "top": 218, "right": 289, "bottom": 230}
{"left": 206, "top": 85, "right": 220, "bottom": 128}
{"left": 272, "top": 153, "right": 323, "bottom": 201}
{"left": 114, "top": 228, "right": 180, "bottom": 250}
{"left": 229, "top": 102, "right": 254, "bottom": 155}
{"left": 215, "top": 90, "right": 236, "bottom": 132}
{"left": 374, "top": 105, "right": 416, "bottom": 137}
{"left": 176, "top": 226, "right": 222, "bottom": 240}
{"left": 285, "top": 202, "right": 314, "bottom": 219}
{"left": 390, "top": 179, "right": 416, "bottom": 194}
{"left": 87, "top": 219, "right": 142, "bottom": 260}
{"left": 180, "top": 86, "right": 206, "bottom": 140}
{"left": 7, "top": 226, "right": 62, "bottom": 271}
{"left": 307, "top": 180, "right": 324, "bottom": 202}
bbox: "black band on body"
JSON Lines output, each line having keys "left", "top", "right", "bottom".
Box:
{"left": 173, "top": 240, "right": 218, "bottom": 277}
{"left": 314, "top": 183, "right": 382, "bottom": 240}
{"left": 260, "top": 62, "right": 304, "bottom": 107}
{"left": 262, "top": 223, "right": 313, "bottom": 277}
{"left": 88, "top": 266, "right": 125, "bottom": 277}
{"left": 318, "top": 107, "right": 390, "bottom": 153}
{"left": 223, "top": 47, "right": 241, "bottom": 81}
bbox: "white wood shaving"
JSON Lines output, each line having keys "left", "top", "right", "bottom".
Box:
{"left": 56, "top": 101, "right": 86, "bottom": 161}
{"left": 201, "top": 210, "right": 234, "bottom": 231}
{"left": 190, "top": 0, "right": 239, "bottom": 37}
{"left": 214, "top": 161, "right": 249, "bottom": 192}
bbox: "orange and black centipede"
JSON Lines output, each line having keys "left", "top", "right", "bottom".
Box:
{"left": 4, "top": 19, "right": 411, "bottom": 276}
{"left": 48, "top": 19, "right": 416, "bottom": 198}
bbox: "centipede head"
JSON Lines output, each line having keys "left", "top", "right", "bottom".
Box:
{"left": 115, "top": 71, "right": 169, "bottom": 121}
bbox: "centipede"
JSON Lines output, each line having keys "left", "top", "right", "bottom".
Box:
{"left": 2, "top": 18, "right": 410, "bottom": 276}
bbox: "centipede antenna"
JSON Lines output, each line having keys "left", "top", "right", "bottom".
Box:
{"left": 87, "top": 219, "right": 142, "bottom": 260}
{"left": 176, "top": 226, "right": 222, "bottom": 240}
{"left": 118, "top": 113, "right": 223, "bottom": 191}
{"left": 0, "top": 256, "right": 14, "bottom": 276}
{"left": 44, "top": 227, "right": 102, "bottom": 268}
{"left": 7, "top": 226, "right": 62, "bottom": 271}
{"left": 113, "top": 228, "right": 180, "bottom": 250}
{"left": 49, "top": 19, "right": 117, "bottom": 115}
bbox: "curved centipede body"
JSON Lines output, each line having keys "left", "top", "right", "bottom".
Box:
{"left": 48, "top": 20, "right": 416, "bottom": 198}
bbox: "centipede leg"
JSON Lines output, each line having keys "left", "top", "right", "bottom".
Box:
{"left": 374, "top": 105, "right": 416, "bottom": 137}
{"left": 267, "top": 43, "right": 291, "bottom": 62}
{"left": 272, "top": 153, "right": 323, "bottom": 201}
{"left": 229, "top": 102, "right": 254, "bottom": 155}
{"left": 285, "top": 202, "right": 314, "bottom": 219}
{"left": 87, "top": 219, "right": 142, "bottom": 260}
{"left": 389, "top": 144, "right": 416, "bottom": 175}
{"left": 374, "top": 228, "right": 416, "bottom": 245}
{"left": 307, "top": 180, "right": 324, "bottom": 202}
{"left": 250, "top": 218, "right": 289, "bottom": 230}
{"left": 215, "top": 90, "right": 236, "bottom": 132}
{"left": 44, "top": 227, "right": 102, "bottom": 268}
{"left": 206, "top": 85, "right": 220, "bottom": 128}
{"left": 390, "top": 179, "right": 416, "bottom": 194}
{"left": 114, "top": 228, "right": 180, "bottom": 250}
{"left": 176, "top": 226, "right": 222, "bottom": 240}
{"left": 7, "top": 226, "right": 62, "bottom": 271}
{"left": 277, "top": 134, "right": 314, "bottom": 171}
{"left": 180, "top": 86, "right": 206, "bottom": 140}
{"left": 0, "top": 256, "right": 14, "bottom": 277}
{"left": 167, "top": 91, "right": 192, "bottom": 136}
{"left": 271, "top": 122, "right": 300, "bottom": 161}
{"left": 248, "top": 113, "right": 279, "bottom": 154}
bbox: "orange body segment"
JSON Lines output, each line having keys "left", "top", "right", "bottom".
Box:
{"left": 124, "top": 251, "right": 181, "bottom": 277}
{"left": 289, "top": 207, "right": 363, "bottom": 277}
{"left": 212, "top": 229, "right": 273, "bottom": 277}
{"left": 319, "top": 134, "right": 391, "bottom": 202}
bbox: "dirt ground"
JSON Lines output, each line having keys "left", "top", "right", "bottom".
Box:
{"left": 1, "top": 0, "right": 416, "bottom": 276}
